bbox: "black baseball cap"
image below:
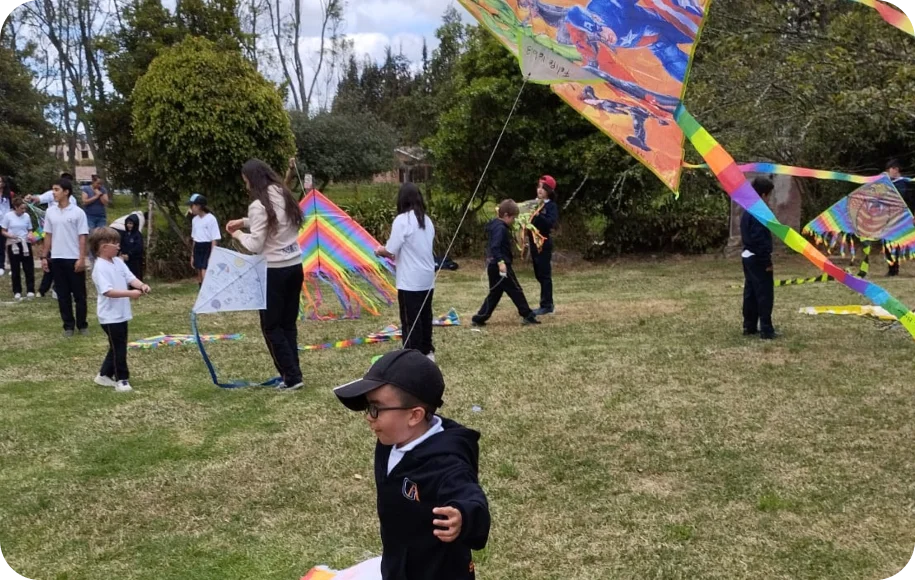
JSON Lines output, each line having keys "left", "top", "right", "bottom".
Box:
{"left": 187, "top": 193, "right": 207, "bottom": 205}
{"left": 334, "top": 349, "right": 444, "bottom": 411}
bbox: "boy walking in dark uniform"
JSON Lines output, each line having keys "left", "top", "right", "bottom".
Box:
{"left": 471, "top": 199, "right": 540, "bottom": 327}
{"left": 741, "top": 177, "right": 777, "bottom": 339}
{"left": 334, "top": 349, "right": 491, "bottom": 580}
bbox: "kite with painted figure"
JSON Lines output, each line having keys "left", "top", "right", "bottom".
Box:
{"left": 458, "top": 0, "right": 915, "bottom": 340}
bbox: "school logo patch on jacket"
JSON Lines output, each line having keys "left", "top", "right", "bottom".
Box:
{"left": 402, "top": 478, "right": 420, "bottom": 502}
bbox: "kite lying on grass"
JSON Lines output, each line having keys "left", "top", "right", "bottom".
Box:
{"left": 128, "top": 333, "right": 243, "bottom": 349}
{"left": 799, "top": 305, "right": 897, "bottom": 322}
{"left": 301, "top": 556, "right": 380, "bottom": 580}
{"left": 300, "top": 309, "right": 460, "bottom": 351}
{"left": 298, "top": 189, "right": 395, "bottom": 320}
{"left": 459, "top": 0, "right": 915, "bottom": 340}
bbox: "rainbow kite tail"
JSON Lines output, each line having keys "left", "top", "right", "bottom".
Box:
{"left": 675, "top": 105, "right": 915, "bottom": 340}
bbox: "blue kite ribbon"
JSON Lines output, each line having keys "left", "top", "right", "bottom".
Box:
{"left": 191, "top": 312, "right": 281, "bottom": 389}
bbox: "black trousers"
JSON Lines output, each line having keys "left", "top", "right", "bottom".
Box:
{"left": 259, "top": 264, "right": 305, "bottom": 385}
{"left": 39, "top": 251, "right": 54, "bottom": 295}
{"left": 530, "top": 237, "right": 554, "bottom": 309}
{"left": 51, "top": 258, "right": 88, "bottom": 331}
{"left": 100, "top": 321, "right": 129, "bottom": 381}
{"left": 7, "top": 243, "right": 35, "bottom": 294}
{"left": 742, "top": 255, "right": 774, "bottom": 334}
{"left": 473, "top": 263, "right": 533, "bottom": 323}
{"left": 125, "top": 256, "right": 144, "bottom": 280}
{"left": 398, "top": 289, "right": 434, "bottom": 355}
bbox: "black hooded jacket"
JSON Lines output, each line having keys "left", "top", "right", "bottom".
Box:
{"left": 485, "top": 218, "right": 514, "bottom": 266}
{"left": 374, "top": 417, "right": 490, "bottom": 580}
{"left": 119, "top": 214, "right": 144, "bottom": 263}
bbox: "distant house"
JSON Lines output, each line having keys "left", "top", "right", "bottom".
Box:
{"left": 49, "top": 135, "right": 97, "bottom": 185}
{"left": 373, "top": 147, "right": 433, "bottom": 184}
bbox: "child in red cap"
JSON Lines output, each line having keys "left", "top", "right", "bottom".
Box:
{"left": 529, "top": 175, "right": 559, "bottom": 315}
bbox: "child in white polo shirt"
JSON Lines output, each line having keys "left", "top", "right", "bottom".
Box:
{"left": 42, "top": 178, "right": 90, "bottom": 337}
{"left": 89, "top": 227, "right": 151, "bottom": 392}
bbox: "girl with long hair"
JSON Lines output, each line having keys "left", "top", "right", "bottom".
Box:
{"left": 227, "top": 159, "right": 305, "bottom": 391}
{"left": 0, "top": 176, "right": 16, "bottom": 276}
{"left": 375, "top": 182, "right": 437, "bottom": 361}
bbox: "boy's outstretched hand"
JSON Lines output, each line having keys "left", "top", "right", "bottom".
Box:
{"left": 432, "top": 506, "right": 462, "bottom": 543}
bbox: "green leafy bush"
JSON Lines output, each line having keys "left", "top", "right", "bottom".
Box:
{"left": 132, "top": 36, "right": 295, "bottom": 220}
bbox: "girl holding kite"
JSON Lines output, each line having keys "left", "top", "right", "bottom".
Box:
{"left": 375, "top": 182, "right": 437, "bottom": 362}
{"left": 227, "top": 159, "right": 306, "bottom": 391}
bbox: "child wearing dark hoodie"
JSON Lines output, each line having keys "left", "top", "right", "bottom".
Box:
{"left": 119, "top": 214, "right": 144, "bottom": 280}
{"left": 334, "top": 349, "right": 491, "bottom": 580}
{"left": 471, "top": 199, "right": 539, "bottom": 327}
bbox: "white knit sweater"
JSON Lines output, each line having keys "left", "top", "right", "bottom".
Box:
{"left": 232, "top": 185, "right": 302, "bottom": 268}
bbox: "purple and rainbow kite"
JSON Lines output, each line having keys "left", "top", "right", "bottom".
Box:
{"left": 803, "top": 176, "right": 915, "bottom": 261}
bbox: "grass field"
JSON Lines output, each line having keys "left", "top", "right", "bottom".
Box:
{"left": 1, "top": 252, "right": 914, "bottom": 580}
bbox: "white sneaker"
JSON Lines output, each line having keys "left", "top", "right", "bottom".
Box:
{"left": 26, "top": 292, "right": 34, "bottom": 299}
{"left": 115, "top": 380, "right": 133, "bottom": 392}
{"left": 13, "top": 293, "right": 21, "bottom": 300}
{"left": 0, "top": 269, "right": 5, "bottom": 276}
{"left": 94, "top": 374, "right": 117, "bottom": 388}
{"left": 426, "top": 352, "right": 436, "bottom": 363}
{"left": 51, "top": 289, "right": 58, "bottom": 299}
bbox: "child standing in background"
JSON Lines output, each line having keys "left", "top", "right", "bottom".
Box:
{"left": 188, "top": 194, "right": 220, "bottom": 286}
{"left": 471, "top": 200, "right": 540, "bottom": 327}
{"left": 1, "top": 197, "right": 36, "bottom": 299}
{"left": 119, "top": 214, "right": 144, "bottom": 279}
{"left": 89, "top": 227, "right": 151, "bottom": 392}
{"left": 43, "top": 178, "right": 89, "bottom": 337}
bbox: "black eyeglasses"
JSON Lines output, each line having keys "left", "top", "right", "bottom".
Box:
{"left": 364, "top": 403, "right": 415, "bottom": 419}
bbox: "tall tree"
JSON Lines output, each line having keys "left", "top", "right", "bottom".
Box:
{"left": 93, "top": 0, "right": 246, "bottom": 203}
{"left": 132, "top": 36, "right": 295, "bottom": 220}
{"left": 266, "top": 0, "right": 345, "bottom": 112}
{"left": 0, "top": 44, "right": 58, "bottom": 194}
{"left": 17, "top": 0, "right": 109, "bottom": 176}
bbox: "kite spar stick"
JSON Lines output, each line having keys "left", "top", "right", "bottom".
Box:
{"left": 400, "top": 74, "right": 532, "bottom": 349}
{"left": 675, "top": 105, "right": 915, "bottom": 340}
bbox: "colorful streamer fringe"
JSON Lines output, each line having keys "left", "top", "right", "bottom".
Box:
{"left": 26, "top": 203, "right": 46, "bottom": 243}
{"left": 298, "top": 190, "right": 396, "bottom": 320}
{"left": 803, "top": 177, "right": 915, "bottom": 263}
{"left": 513, "top": 200, "right": 547, "bottom": 253}
{"left": 299, "top": 309, "right": 460, "bottom": 351}
{"left": 128, "top": 333, "right": 243, "bottom": 349}
{"left": 799, "top": 305, "right": 897, "bottom": 322}
{"left": 683, "top": 162, "right": 915, "bottom": 185}
{"left": 849, "top": 0, "right": 914, "bottom": 36}
{"left": 675, "top": 104, "right": 915, "bottom": 340}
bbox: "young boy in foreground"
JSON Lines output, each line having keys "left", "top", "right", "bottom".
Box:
{"left": 334, "top": 349, "right": 491, "bottom": 579}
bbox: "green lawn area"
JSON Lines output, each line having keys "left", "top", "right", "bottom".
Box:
{"left": 1, "top": 253, "right": 914, "bottom": 579}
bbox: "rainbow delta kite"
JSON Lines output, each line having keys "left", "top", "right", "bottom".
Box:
{"left": 298, "top": 189, "right": 395, "bottom": 320}
{"left": 458, "top": 0, "right": 915, "bottom": 340}
{"left": 802, "top": 176, "right": 915, "bottom": 262}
